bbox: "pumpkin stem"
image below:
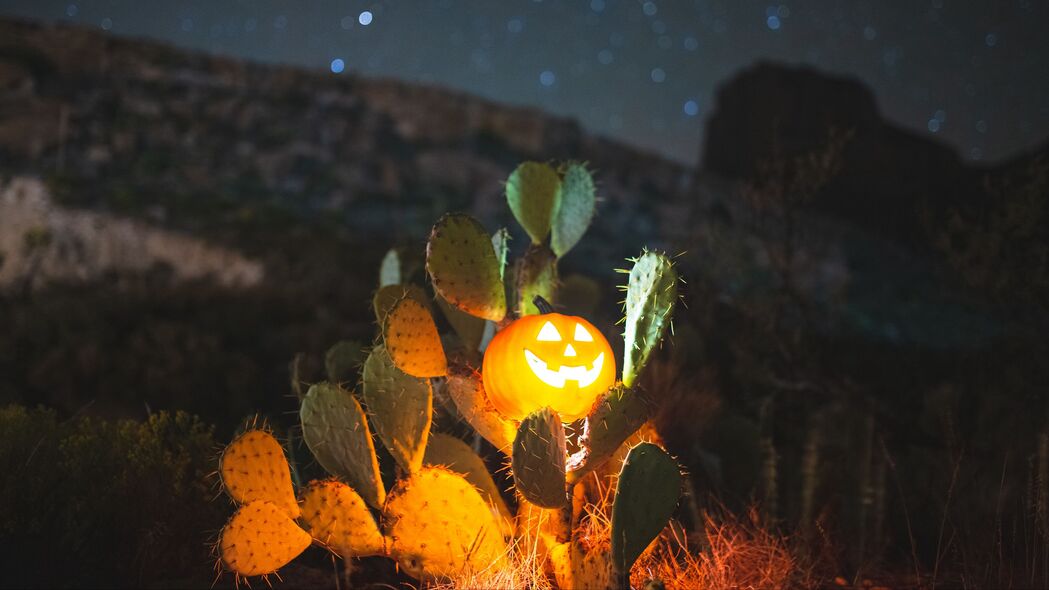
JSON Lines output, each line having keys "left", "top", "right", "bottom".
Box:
{"left": 532, "top": 295, "right": 555, "bottom": 314}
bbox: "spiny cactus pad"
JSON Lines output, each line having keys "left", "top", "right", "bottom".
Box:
{"left": 512, "top": 407, "right": 568, "bottom": 508}
{"left": 610, "top": 442, "right": 681, "bottom": 576}
{"left": 300, "top": 382, "right": 386, "bottom": 508}
{"left": 383, "top": 296, "right": 447, "bottom": 377}
{"left": 426, "top": 213, "right": 506, "bottom": 322}
{"left": 515, "top": 244, "right": 559, "bottom": 316}
{"left": 218, "top": 500, "right": 311, "bottom": 577}
{"left": 567, "top": 384, "right": 653, "bottom": 483}
{"left": 324, "top": 339, "right": 366, "bottom": 385}
{"left": 362, "top": 344, "right": 432, "bottom": 473}
{"left": 379, "top": 248, "right": 401, "bottom": 287}
{"left": 424, "top": 432, "right": 513, "bottom": 536}
{"left": 445, "top": 369, "right": 517, "bottom": 453}
{"left": 383, "top": 466, "right": 508, "bottom": 580}
{"left": 551, "top": 162, "right": 596, "bottom": 257}
{"left": 550, "top": 542, "right": 613, "bottom": 590}
{"left": 220, "top": 430, "right": 300, "bottom": 518}
{"left": 506, "top": 161, "right": 562, "bottom": 245}
{"left": 373, "top": 283, "right": 430, "bottom": 324}
{"left": 299, "top": 480, "right": 385, "bottom": 558}
{"left": 621, "top": 251, "right": 679, "bottom": 388}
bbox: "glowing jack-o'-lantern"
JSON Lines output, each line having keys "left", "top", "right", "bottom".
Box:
{"left": 482, "top": 303, "right": 616, "bottom": 422}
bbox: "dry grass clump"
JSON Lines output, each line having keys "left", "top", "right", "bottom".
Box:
{"left": 632, "top": 508, "right": 801, "bottom": 590}
{"left": 439, "top": 536, "right": 555, "bottom": 590}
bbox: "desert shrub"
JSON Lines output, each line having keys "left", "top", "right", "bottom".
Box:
{"left": 0, "top": 405, "right": 223, "bottom": 588}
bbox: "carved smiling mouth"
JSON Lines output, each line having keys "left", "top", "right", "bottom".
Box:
{"left": 524, "top": 350, "right": 604, "bottom": 389}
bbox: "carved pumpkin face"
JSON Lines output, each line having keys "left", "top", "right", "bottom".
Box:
{"left": 482, "top": 313, "right": 616, "bottom": 422}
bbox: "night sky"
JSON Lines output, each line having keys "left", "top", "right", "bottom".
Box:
{"left": 2, "top": 1, "right": 1046, "bottom": 165}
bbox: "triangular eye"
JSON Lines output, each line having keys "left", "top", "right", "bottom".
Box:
{"left": 574, "top": 323, "right": 594, "bottom": 342}
{"left": 536, "top": 321, "right": 562, "bottom": 341}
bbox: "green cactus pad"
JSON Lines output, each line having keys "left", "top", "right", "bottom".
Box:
{"left": 550, "top": 162, "right": 596, "bottom": 257}
{"left": 379, "top": 248, "right": 401, "bottom": 287}
{"left": 621, "top": 251, "right": 679, "bottom": 388}
{"left": 506, "top": 161, "right": 562, "bottom": 244}
{"left": 437, "top": 295, "right": 487, "bottom": 352}
{"left": 426, "top": 213, "right": 506, "bottom": 322}
{"left": 445, "top": 369, "right": 517, "bottom": 453}
{"left": 324, "top": 340, "right": 366, "bottom": 385}
{"left": 610, "top": 442, "right": 681, "bottom": 576}
{"left": 424, "top": 432, "right": 513, "bottom": 536}
{"left": 373, "top": 283, "right": 430, "bottom": 324}
{"left": 383, "top": 296, "right": 447, "bottom": 378}
{"left": 515, "top": 244, "right": 559, "bottom": 316}
{"left": 362, "top": 344, "right": 433, "bottom": 473}
{"left": 512, "top": 407, "right": 568, "bottom": 508}
{"left": 567, "top": 384, "right": 652, "bottom": 483}
{"left": 300, "top": 382, "right": 387, "bottom": 508}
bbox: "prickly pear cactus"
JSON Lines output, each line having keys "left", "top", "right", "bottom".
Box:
{"left": 610, "top": 442, "right": 682, "bottom": 579}
{"left": 299, "top": 382, "right": 386, "bottom": 508}
{"left": 550, "top": 542, "right": 612, "bottom": 590}
{"left": 444, "top": 367, "right": 517, "bottom": 453}
{"left": 424, "top": 432, "right": 513, "bottom": 535}
{"left": 218, "top": 500, "right": 312, "bottom": 578}
{"left": 383, "top": 296, "right": 447, "bottom": 378}
{"left": 211, "top": 159, "right": 687, "bottom": 589}
{"left": 373, "top": 283, "right": 430, "bottom": 323}
{"left": 383, "top": 466, "right": 508, "bottom": 580}
{"left": 362, "top": 344, "right": 432, "bottom": 473}
{"left": 426, "top": 213, "right": 506, "bottom": 321}
{"left": 515, "top": 244, "right": 559, "bottom": 316}
{"left": 567, "top": 384, "right": 652, "bottom": 482}
{"left": 299, "top": 480, "right": 385, "bottom": 558}
{"left": 550, "top": 162, "right": 596, "bottom": 258}
{"left": 621, "top": 251, "right": 679, "bottom": 388}
{"left": 512, "top": 407, "right": 568, "bottom": 508}
{"left": 220, "top": 430, "right": 300, "bottom": 518}
{"left": 506, "top": 161, "right": 561, "bottom": 245}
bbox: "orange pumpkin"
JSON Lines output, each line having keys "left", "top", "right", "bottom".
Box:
{"left": 482, "top": 309, "right": 616, "bottom": 422}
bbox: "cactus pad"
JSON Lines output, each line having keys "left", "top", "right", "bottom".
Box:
{"left": 506, "top": 161, "right": 561, "bottom": 244}
{"left": 300, "top": 382, "right": 386, "bottom": 508}
{"left": 218, "top": 500, "right": 311, "bottom": 577}
{"left": 512, "top": 408, "right": 568, "bottom": 508}
{"left": 373, "top": 283, "right": 430, "bottom": 324}
{"left": 567, "top": 384, "right": 653, "bottom": 483}
{"left": 515, "top": 244, "right": 559, "bottom": 316}
{"left": 424, "top": 432, "right": 513, "bottom": 536}
{"left": 550, "top": 542, "right": 613, "bottom": 590}
{"left": 610, "top": 442, "right": 681, "bottom": 576}
{"left": 324, "top": 339, "right": 366, "bottom": 385}
{"left": 445, "top": 369, "right": 517, "bottom": 453}
{"left": 550, "top": 162, "right": 596, "bottom": 257}
{"left": 299, "top": 480, "right": 385, "bottom": 558}
{"left": 220, "top": 430, "right": 300, "bottom": 518}
{"left": 379, "top": 248, "right": 401, "bottom": 287}
{"left": 621, "top": 251, "right": 679, "bottom": 388}
{"left": 426, "top": 213, "right": 506, "bottom": 322}
{"left": 383, "top": 466, "right": 508, "bottom": 580}
{"left": 383, "top": 296, "right": 447, "bottom": 377}
{"left": 362, "top": 344, "right": 433, "bottom": 473}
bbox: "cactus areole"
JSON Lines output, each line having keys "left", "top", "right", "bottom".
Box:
{"left": 482, "top": 296, "right": 615, "bottom": 422}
